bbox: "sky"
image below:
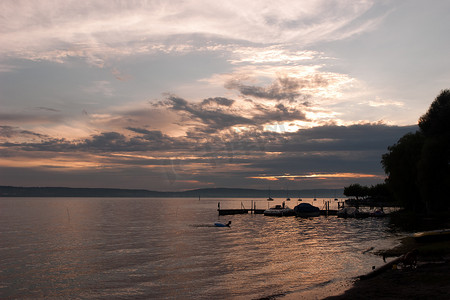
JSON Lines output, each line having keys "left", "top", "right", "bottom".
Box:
{"left": 0, "top": 0, "right": 449, "bottom": 191}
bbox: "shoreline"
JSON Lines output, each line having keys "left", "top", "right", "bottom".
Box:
{"left": 283, "top": 232, "right": 450, "bottom": 299}
{"left": 324, "top": 234, "right": 450, "bottom": 299}
{"left": 324, "top": 260, "right": 450, "bottom": 299}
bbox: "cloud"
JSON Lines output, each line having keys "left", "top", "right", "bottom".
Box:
{"left": 35, "top": 107, "right": 61, "bottom": 113}
{"left": 0, "top": 116, "right": 417, "bottom": 189}
{"left": 0, "top": 1, "right": 381, "bottom": 64}
{"left": 0, "top": 112, "right": 62, "bottom": 124}
{"left": 229, "top": 47, "right": 320, "bottom": 65}
{"left": 163, "top": 95, "right": 254, "bottom": 133}
{"left": 0, "top": 125, "right": 48, "bottom": 140}
{"left": 201, "top": 97, "right": 235, "bottom": 107}
{"left": 225, "top": 76, "right": 326, "bottom": 101}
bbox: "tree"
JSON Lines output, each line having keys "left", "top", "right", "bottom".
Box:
{"left": 344, "top": 183, "right": 369, "bottom": 200}
{"left": 368, "top": 183, "right": 392, "bottom": 201}
{"left": 381, "top": 132, "right": 424, "bottom": 211}
{"left": 418, "top": 89, "right": 450, "bottom": 137}
{"left": 381, "top": 89, "right": 450, "bottom": 213}
{"left": 417, "top": 89, "right": 450, "bottom": 212}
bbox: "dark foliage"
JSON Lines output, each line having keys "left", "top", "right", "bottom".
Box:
{"left": 381, "top": 131, "right": 425, "bottom": 211}
{"left": 381, "top": 89, "right": 450, "bottom": 213}
{"left": 343, "top": 183, "right": 392, "bottom": 202}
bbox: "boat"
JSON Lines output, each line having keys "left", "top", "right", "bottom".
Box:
{"left": 214, "top": 221, "right": 231, "bottom": 227}
{"left": 369, "top": 208, "right": 386, "bottom": 217}
{"left": 337, "top": 207, "right": 358, "bottom": 218}
{"left": 263, "top": 204, "right": 295, "bottom": 217}
{"left": 337, "top": 207, "right": 372, "bottom": 218}
{"left": 267, "top": 187, "right": 274, "bottom": 201}
{"left": 294, "top": 203, "right": 320, "bottom": 217}
{"left": 413, "top": 229, "right": 450, "bottom": 242}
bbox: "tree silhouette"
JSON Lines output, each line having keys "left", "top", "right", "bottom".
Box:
{"left": 343, "top": 183, "right": 369, "bottom": 200}
{"left": 417, "top": 89, "right": 450, "bottom": 212}
{"left": 418, "top": 89, "right": 450, "bottom": 136}
{"left": 382, "top": 89, "right": 450, "bottom": 213}
{"left": 381, "top": 132, "right": 424, "bottom": 211}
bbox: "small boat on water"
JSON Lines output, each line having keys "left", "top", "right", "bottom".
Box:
{"left": 414, "top": 228, "right": 450, "bottom": 242}
{"left": 264, "top": 204, "right": 295, "bottom": 217}
{"left": 294, "top": 203, "right": 320, "bottom": 217}
{"left": 214, "top": 221, "right": 231, "bottom": 227}
{"left": 337, "top": 207, "right": 359, "bottom": 218}
{"left": 370, "top": 208, "right": 386, "bottom": 217}
{"left": 267, "top": 188, "right": 274, "bottom": 201}
{"left": 337, "top": 207, "right": 386, "bottom": 218}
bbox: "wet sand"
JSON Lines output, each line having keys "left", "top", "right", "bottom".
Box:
{"left": 324, "top": 260, "right": 450, "bottom": 299}
{"left": 283, "top": 240, "right": 450, "bottom": 300}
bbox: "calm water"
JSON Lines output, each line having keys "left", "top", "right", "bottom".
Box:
{"left": 0, "top": 197, "right": 402, "bottom": 299}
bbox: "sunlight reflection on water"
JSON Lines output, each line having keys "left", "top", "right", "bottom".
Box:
{"left": 0, "top": 198, "right": 402, "bottom": 299}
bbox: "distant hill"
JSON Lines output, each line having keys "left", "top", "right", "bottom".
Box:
{"left": 0, "top": 186, "right": 344, "bottom": 198}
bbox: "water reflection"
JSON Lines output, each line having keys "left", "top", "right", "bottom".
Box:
{"left": 0, "top": 198, "right": 401, "bottom": 299}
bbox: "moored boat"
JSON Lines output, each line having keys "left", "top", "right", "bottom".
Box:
{"left": 337, "top": 207, "right": 358, "bottom": 218}
{"left": 264, "top": 204, "right": 295, "bottom": 216}
{"left": 370, "top": 208, "right": 386, "bottom": 217}
{"left": 294, "top": 203, "right": 320, "bottom": 217}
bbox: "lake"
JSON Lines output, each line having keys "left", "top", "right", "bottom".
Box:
{"left": 0, "top": 197, "right": 402, "bottom": 299}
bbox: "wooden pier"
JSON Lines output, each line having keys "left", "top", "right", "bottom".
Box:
{"left": 319, "top": 209, "right": 338, "bottom": 215}
{"left": 218, "top": 208, "right": 337, "bottom": 216}
{"left": 217, "top": 200, "right": 341, "bottom": 216}
{"left": 217, "top": 201, "right": 265, "bottom": 215}
{"left": 218, "top": 208, "right": 265, "bottom": 215}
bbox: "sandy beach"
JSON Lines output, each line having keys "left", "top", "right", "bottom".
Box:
{"left": 325, "top": 260, "right": 450, "bottom": 299}
{"left": 323, "top": 234, "right": 450, "bottom": 300}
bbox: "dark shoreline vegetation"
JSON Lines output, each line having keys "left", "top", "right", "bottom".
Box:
{"left": 344, "top": 89, "right": 450, "bottom": 227}
{"left": 325, "top": 215, "right": 450, "bottom": 300}
{"left": 327, "top": 90, "right": 450, "bottom": 299}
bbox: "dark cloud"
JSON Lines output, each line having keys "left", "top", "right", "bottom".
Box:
{"left": 225, "top": 79, "right": 300, "bottom": 101}
{"left": 35, "top": 106, "right": 61, "bottom": 112}
{"left": 277, "top": 124, "right": 419, "bottom": 152}
{"left": 126, "top": 127, "right": 162, "bottom": 136}
{"left": 82, "top": 132, "right": 129, "bottom": 151}
{"left": 252, "top": 103, "right": 307, "bottom": 123}
{"left": 225, "top": 75, "right": 329, "bottom": 101}
{"left": 80, "top": 129, "right": 189, "bottom": 152}
{"left": 201, "top": 97, "right": 235, "bottom": 107}
{"left": 3, "top": 129, "right": 180, "bottom": 153}
{"left": 161, "top": 95, "right": 307, "bottom": 134}
{"left": 0, "top": 110, "right": 63, "bottom": 125}
{"left": 164, "top": 95, "right": 254, "bottom": 133}
{"left": 0, "top": 125, "right": 48, "bottom": 139}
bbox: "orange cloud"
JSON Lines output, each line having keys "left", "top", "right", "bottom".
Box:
{"left": 249, "top": 172, "right": 384, "bottom": 181}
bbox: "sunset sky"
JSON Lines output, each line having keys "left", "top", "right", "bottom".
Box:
{"left": 1, "top": 0, "right": 449, "bottom": 191}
